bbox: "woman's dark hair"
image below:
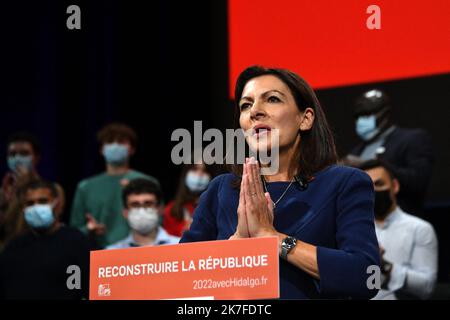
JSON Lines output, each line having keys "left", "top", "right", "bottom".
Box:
{"left": 170, "top": 164, "right": 214, "bottom": 221}
{"left": 231, "top": 65, "right": 337, "bottom": 182}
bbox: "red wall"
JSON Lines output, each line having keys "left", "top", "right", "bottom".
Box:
{"left": 229, "top": 0, "right": 450, "bottom": 95}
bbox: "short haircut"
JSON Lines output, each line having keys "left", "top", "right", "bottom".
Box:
{"left": 353, "top": 89, "right": 391, "bottom": 118}
{"left": 6, "top": 131, "right": 41, "bottom": 155}
{"left": 97, "top": 122, "right": 138, "bottom": 148}
{"left": 20, "top": 179, "right": 58, "bottom": 199}
{"left": 358, "top": 159, "right": 396, "bottom": 180}
{"left": 122, "top": 178, "right": 163, "bottom": 208}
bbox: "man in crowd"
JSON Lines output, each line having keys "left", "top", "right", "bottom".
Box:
{"left": 107, "top": 178, "right": 179, "bottom": 249}
{"left": 70, "top": 123, "right": 159, "bottom": 248}
{"left": 0, "top": 132, "right": 65, "bottom": 250}
{"left": 360, "top": 159, "right": 438, "bottom": 300}
{"left": 0, "top": 179, "right": 90, "bottom": 299}
{"left": 344, "top": 89, "right": 434, "bottom": 216}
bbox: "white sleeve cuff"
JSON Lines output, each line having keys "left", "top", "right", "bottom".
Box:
{"left": 387, "top": 263, "right": 407, "bottom": 292}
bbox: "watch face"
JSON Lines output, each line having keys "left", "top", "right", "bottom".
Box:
{"left": 283, "top": 237, "right": 296, "bottom": 247}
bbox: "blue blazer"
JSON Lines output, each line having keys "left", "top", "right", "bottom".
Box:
{"left": 180, "top": 165, "right": 380, "bottom": 299}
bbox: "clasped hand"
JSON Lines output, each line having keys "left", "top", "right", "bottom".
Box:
{"left": 230, "top": 157, "right": 278, "bottom": 239}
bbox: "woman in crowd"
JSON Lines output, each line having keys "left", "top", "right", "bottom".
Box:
{"left": 163, "top": 163, "right": 212, "bottom": 237}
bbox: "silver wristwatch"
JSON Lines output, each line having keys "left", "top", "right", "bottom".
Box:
{"left": 281, "top": 236, "right": 297, "bottom": 260}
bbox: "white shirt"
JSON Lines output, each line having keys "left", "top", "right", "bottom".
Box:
{"left": 106, "top": 227, "right": 180, "bottom": 249}
{"left": 372, "top": 206, "right": 438, "bottom": 300}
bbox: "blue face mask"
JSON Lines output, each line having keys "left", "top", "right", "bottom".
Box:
{"left": 356, "top": 115, "right": 380, "bottom": 141}
{"left": 7, "top": 155, "right": 33, "bottom": 173}
{"left": 103, "top": 143, "right": 129, "bottom": 165}
{"left": 24, "top": 204, "right": 55, "bottom": 229}
{"left": 185, "top": 171, "right": 210, "bottom": 192}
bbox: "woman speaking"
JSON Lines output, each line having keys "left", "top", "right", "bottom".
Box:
{"left": 180, "top": 66, "right": 380, "bottom": 299}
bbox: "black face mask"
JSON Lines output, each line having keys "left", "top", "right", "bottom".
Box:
{"left": 374, "top": 190, "right": 393, "bottom": 219}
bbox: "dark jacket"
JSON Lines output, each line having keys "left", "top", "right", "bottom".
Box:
{"left": 351, "top": 127, "right": 434, "bottom": 215}
{"left": 181, "top": 166, "right": 380, "bottom": 299}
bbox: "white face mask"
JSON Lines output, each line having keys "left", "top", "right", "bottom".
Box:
{"left": 127, "top": 207, "right": 159, "bottom": 235}
{"left": 185, "top": 171, "right": 210, "bottom": 192}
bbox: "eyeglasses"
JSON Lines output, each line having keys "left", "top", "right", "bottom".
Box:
{"left": 127, "top": 201, "right": 158, "bottom": 209}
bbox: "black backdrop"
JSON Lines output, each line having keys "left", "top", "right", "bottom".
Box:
{"left": 1, "top": 0, "right": 449, "bottom": 279}
{"left": 0, "top": 0, "right": 231, "bottom": 220}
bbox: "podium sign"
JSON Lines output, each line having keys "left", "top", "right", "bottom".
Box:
{"left": 89, "top": 237, "right": 279, "bottom": 300}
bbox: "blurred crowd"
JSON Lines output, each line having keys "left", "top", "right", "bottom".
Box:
{"left": 0, "top": 90, "right": 441, "bottom": 300}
